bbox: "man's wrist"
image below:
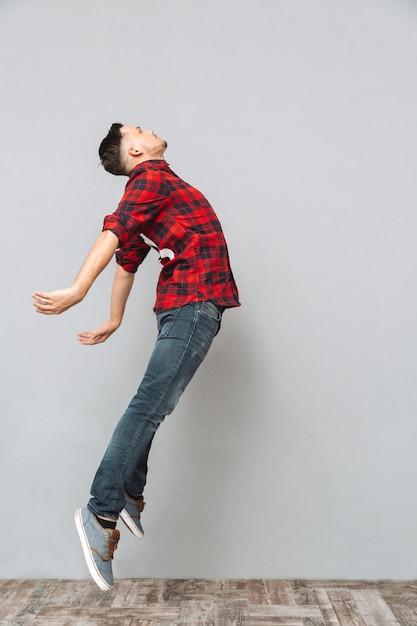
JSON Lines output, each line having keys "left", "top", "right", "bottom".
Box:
{"left": 70, "top": 283, "right": 88, "bottom": 303}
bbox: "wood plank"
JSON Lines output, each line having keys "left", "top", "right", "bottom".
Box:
{"left": 326, "top": 589, "right": 368, "bottom": 626}
{"left": 0, "top": 580, "right": 39, "bottom": 623}
{"left": 177, "top": 599, "right": 214, "bottom": 626}
{"left": 247, "top": 579, "right": 296, "bottom": 606}
{"left": 213, "top": 599, "right": 249, "bottom": 626}
{"left": 264, "top": 580, "right": 296, "bottom": 605}
{"left": 0, "top": 579, "right": 39, "bottom": 603}
{"left": 314, "top": 588, "right": 340, "bottom": 626}
{"left": 247, "top": 579, "right": 267, "bottom": 604}
{"left": 250, "top": 615, "right": 302, "bottom": 626}
{"left": 291, "top": 580, "right": 322, "bottom": 606}
{"left": 249, "top": 604, "right": 323, "bottom": 619}
{"left": 110, "top": 578, "right": 165, "bottom": 608}
{"left": 34, "top": 606, "right": 179, "bottom": 622}
{"left": 161, "top": 579, "right": 222, "bottom": 605}
{"left": 384, "top": 605, "right": 417, "bottom": 626}
{"left": 350, "top": 589, "right": 401, "bottom": 626}
{"left": 377, "top": 581, "right": 417, "bottom": 610}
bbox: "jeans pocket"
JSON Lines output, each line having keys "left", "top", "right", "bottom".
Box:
{"left": 157, "top": 307, "right": 181, "bottom": 337}
{"left": 199, "top": 300, "right": 223, "bottom": 322}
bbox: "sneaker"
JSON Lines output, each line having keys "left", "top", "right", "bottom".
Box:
{"left": 74, "top": 507, "right": 120, "bottom": 591}
{"left": 120, "top": 494, "right": 146, "bottom": 539}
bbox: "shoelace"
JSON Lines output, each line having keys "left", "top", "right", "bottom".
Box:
{"left": 92, "top": 528, "right": 120, "bottom": 561}
{"left": 104, "top": 529, "right": 120, "bottom": 561}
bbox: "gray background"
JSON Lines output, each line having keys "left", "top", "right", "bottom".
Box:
{"left": 1, "top": 0, "right": 416, "bottom": 580}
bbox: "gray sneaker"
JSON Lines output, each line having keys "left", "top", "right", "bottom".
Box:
{"left": 74, "top": 507, "right": 120, "bottom": 591}
{"left": 120, "top": 494, "right": 145, "bottom": 539}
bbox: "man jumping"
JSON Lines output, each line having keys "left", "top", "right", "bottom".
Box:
{"left": 33, "top": 123, "right": 240, "bottom": 590}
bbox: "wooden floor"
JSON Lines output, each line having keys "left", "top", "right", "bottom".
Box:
{"left": 1, "top": 579, "right": 417, "bottom": 625}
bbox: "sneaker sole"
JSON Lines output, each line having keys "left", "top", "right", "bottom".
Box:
{"left": 74, "top": 509, "right": 113, "bottom": 591}
{"left": 119, "top": 508, "right": 144, "bottom": 540}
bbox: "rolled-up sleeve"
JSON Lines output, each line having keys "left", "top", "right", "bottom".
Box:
{"left": 115, "top": 233, "right": 151, "bottom": 273}
{"left": 102, "top": 204, "right": 136, "bottom": 247}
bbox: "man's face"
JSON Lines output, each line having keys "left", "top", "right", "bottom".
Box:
{"left": 121, "top": 126, "right": 167, "bottom": 158}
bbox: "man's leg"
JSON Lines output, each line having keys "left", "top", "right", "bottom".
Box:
{"left": 76, "top": 302, "right": 222, "bottom": 588}
{"left": 118, "top": 434, "right": 154, "bottom": 539}
{"left": 87, "top": 300, "right": 222, "bottom": 520}
{"left": 124, "top": 433, "right": 155, "bottom": 500}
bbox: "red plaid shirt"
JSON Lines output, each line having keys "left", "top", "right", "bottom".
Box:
{"left": 102, "top": 160, "right": 240, "bottom": 313}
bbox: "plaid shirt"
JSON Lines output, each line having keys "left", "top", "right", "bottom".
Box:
{"left": 102, "top": 160, "right": 240, "bottom": 313}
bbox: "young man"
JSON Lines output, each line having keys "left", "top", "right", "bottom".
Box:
{"left": 33, "top": 123, "right": 240, "bottom": 590}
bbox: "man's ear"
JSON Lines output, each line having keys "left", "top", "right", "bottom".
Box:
{"left": 128, "top": 145, "right": 142, "bottom": 157}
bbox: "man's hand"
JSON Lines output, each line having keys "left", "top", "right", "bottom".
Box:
{"left": 32, "top": 287, "right": 83, "bottom": 315}
{"left": 77, "top": 319, "right": 120, "bottom": 345}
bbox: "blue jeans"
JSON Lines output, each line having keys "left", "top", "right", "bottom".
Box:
{"left": 87, "top": 301, "right": 223, "bottom": 519}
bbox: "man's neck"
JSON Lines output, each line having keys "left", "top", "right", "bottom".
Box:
{"left": 128, "top": 156, "right": 165, "bottom": 174}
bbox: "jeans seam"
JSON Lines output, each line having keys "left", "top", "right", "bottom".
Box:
{"left": 150, "top": 303, "right": 200, "bottom": 416}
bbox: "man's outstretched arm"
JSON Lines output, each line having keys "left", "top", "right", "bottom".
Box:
{"left": 32, "top": 230, "right": 119, "bottom": 315}
{"left": 77, "top": 264, "right": 135, "bottom": 345}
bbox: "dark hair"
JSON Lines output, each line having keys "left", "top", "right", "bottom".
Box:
{"left": 98, "top": 123, "right": 126, "bottom": 175}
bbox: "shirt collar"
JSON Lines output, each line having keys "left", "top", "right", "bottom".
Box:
{"left": 129, "top": 159, "right": 170, "bottom": 179}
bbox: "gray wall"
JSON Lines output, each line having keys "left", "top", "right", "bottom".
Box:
{"left": 1, "top": 0, "right": 417, "bottom": 580}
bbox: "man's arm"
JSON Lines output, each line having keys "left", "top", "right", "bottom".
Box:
{"left": 32, "top": 230, "right": 119, "bottom": 315}
{"left": 77, "top": 264, "right": 135, "bottom": 345}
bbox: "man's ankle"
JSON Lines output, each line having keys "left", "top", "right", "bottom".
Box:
{"left": 95, "top": 515, "right": 117, "bottom": 530}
